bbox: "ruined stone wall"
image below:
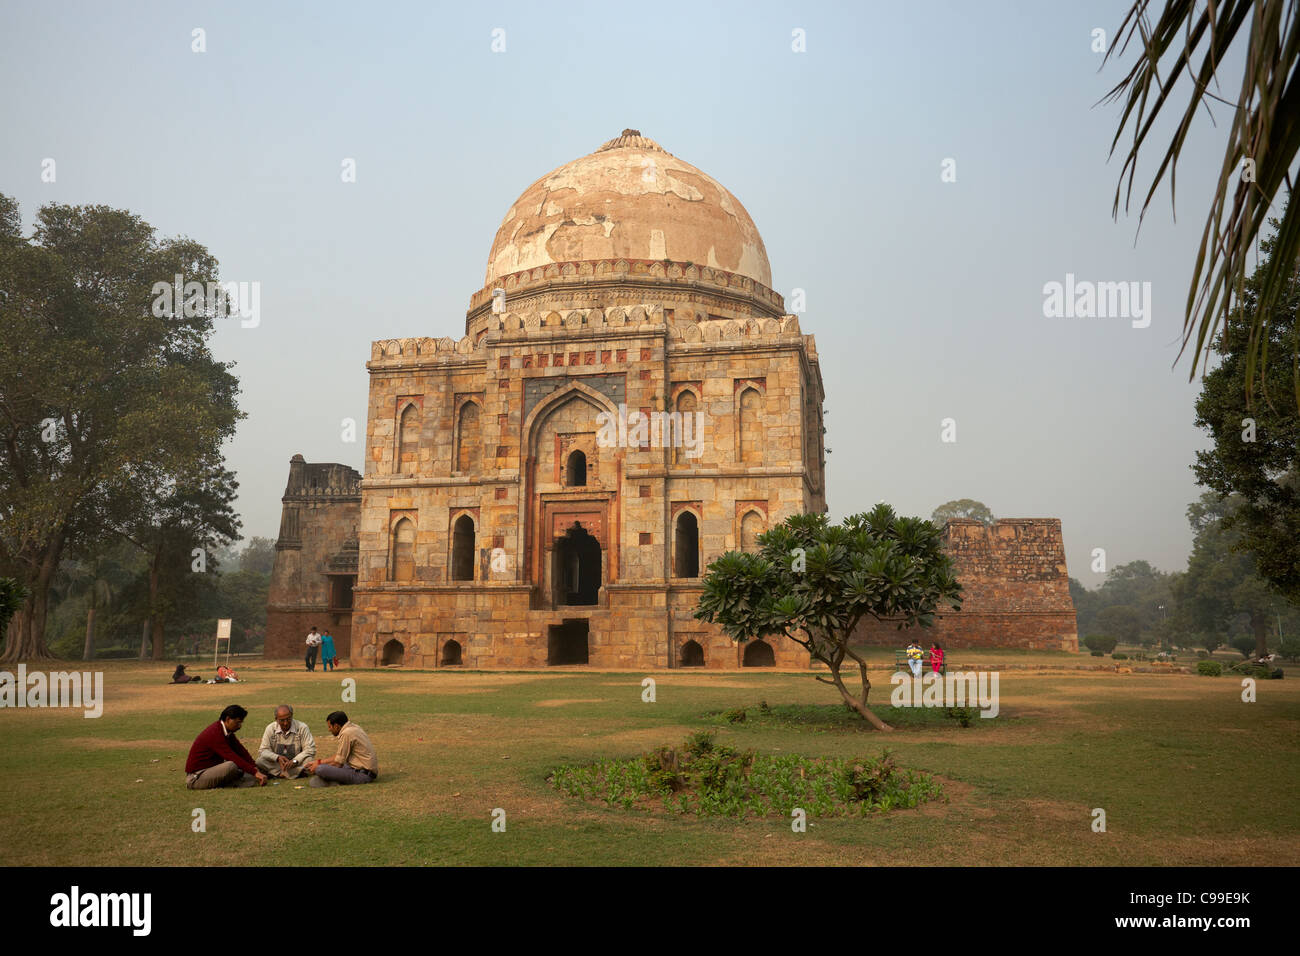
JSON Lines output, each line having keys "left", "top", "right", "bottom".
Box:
{"left": 853, "top": 518, "right": 1078, "bottom": 651}
{"left": 265, "top": 456, "right": 362, "bottom": 660}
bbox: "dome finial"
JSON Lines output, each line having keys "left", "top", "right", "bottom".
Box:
{"left": 597, "top": 130, "right": 667, "bottom": 154}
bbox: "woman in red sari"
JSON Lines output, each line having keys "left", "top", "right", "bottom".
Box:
{"left": 930, "top": 642, "right": 945, "bottom": 675}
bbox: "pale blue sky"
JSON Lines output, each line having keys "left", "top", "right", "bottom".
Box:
{"left": 1, "top": 0, "right": 1250, "bottom": 585}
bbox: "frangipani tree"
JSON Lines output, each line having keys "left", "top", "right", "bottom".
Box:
{"left": 695, "top": 505, "right": 962, "bottom": 731}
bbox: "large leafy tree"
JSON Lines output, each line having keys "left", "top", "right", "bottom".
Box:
{"left": 695, "top": 505, "right": 962, "bottom": 731}
{"left": 0, "top": 195, "right": 243, "bottom": 661}
{"left": 930, "top": 499, "right": 994, "bottom": 525}
{"left": 1105, "top": 0, "right": 1300, "bottom": 410}
{"left": 1174, "top": 492, "right": 1281, "bottom": 658}
{"left": 1191, "top": 227, "right": 1300, "bottom": 601}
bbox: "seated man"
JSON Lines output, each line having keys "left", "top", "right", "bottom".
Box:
{"left": 255, "top": 704, "right": 316, "bottom": 779}
{"left": 185, "top": 705, "right": 267, "bottom": 789}
{"left": 307, "top": 711, "right": 378, "bottom": 786}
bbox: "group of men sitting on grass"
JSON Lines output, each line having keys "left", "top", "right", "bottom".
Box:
{"left": 184, "top": 704, "right": 379, "bottom": 789}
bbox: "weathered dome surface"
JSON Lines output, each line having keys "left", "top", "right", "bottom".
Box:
{"left": 484, "top": 130, "right": 772, "bottom": 288}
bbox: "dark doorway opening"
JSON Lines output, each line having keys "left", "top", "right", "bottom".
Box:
{"left": 674, "top": 511, "right": 699, "bottom": 578}
{"left": 441, "top": 639, "right": 462, "bottom": 666}
{"left": 381, "top": 638, "right": 404, "bottom": 666}
{"left": 566, "top": 450, "right": 587, "bottom": 486}
{"left": 452, "top": 514, "right": 475, "bottom": 581}
{"left": 680, "top": 640, "right": 705, "bottom": 667}
{"left": 330, "top": 575, "right": 355, "bottom": 610}
{"left": 742, "top": 640, "right": 775, "bottom": 667}
{"left": 553, "top": 522, "right": 601, "bottom": 606}
{"left": 548, "top": 620, "right": 589, "bottom": 665}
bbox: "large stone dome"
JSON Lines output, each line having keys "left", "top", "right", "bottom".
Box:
{"left": 484, "top": 130, "right": 772, "bottom": 289}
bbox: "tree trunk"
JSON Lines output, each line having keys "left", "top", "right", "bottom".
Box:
{"left": 149, "top": 558, "right": 165, "bottom": 661}
{"left": 139, "top": 618, "right": 151, "bottom": 660}
{"left": 1251, "top": 611, "right": 1270, "bottom": 659}
{"left": 83, "top": 602, "right": 96, "bottom": 661}
{"left": 824, "top": 657, "right": 893, "bottom": 731}
{"left": 1, "top": 537, "right": 63, "bottom": 663}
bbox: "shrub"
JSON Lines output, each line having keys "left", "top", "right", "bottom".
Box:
{"left": 1196, "top": 650, "right": 1208, "bottom": 659}
{"left": 722, "top": 708, "right": 747, "bottom": 724}
{"left": 1090, "top": 650, "right": 1104, "bottom": 657}
{"left": 1112, "top": 653, "right": 1128, "bottom": 660}
{"left": 1230, "top": 635, "right": 1256, "bottom": 658}
{"left": 1084, "top": 634, "right": 1118, "bottom": 654}
{"left": 1197, "top": 660, "right": 1222, "bottom": 677}
{"left": 945, "top": 707, "right": 976, "bottom": 727}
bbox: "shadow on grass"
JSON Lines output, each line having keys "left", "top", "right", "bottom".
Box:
{"left": 702, "top": 702, "right": 1012, "bottom": 733}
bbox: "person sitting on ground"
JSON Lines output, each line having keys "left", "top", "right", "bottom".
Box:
{"left": 171, "top": 664, "right": 201, "bottom": 684}
{"left": 184, "top": 705, "right": 267, "bottom": 789}
{"left": 930, "top": 642, "right": 945, "bottom": 675}
{"left": 906, "top": 639, "right": 924, "bottom": 677}
{"left": 207, "top": 664, "right": 239, "bottom": 684}
{"left": 255, "top": 704, "right": 316, "bottom": 779}
{"left": 306, "top": 711, "right": 378, "bottom": 786}
{"left": 320, "top": 629, "right": 337, "bottom": 672}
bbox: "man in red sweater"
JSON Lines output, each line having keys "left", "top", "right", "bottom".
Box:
{"left": 185, "top": 705, "right": 268, "bottom": 789}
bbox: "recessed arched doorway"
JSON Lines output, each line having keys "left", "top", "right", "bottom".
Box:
{"left": 742, "top": 640, "right": 774, "bottom": 667}
{"left": 441, "top": 639, "right": 462, "bottom": 666}
{"left": 680, "top": 640, "right": 705, "bottom": 667}
{"left": 553, "top": 522, "right": 601, "bottom": 606}
{"left": 381, "top": 638, "right": 404, "bottom": 666}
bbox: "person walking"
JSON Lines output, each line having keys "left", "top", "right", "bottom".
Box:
{"left": 320, "top": 629, "right": 337, "bottom": 672}
{"left": 305, "top": 626, "right": 322, "bottom": 671}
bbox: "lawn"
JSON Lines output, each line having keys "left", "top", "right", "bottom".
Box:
{"left": 1, "top": 654, "right": 1296, "bottom": 866}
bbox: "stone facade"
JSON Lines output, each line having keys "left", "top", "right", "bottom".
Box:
{"left": 265, "top": 456, "right": 362, "bottom": 660}
{"left": 265, "top": 130, "right": 1076, "bottom": 666}
{"left": 852, "top": 519, "right": 1079, "bottom": 651}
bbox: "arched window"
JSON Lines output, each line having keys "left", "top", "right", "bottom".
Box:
{"left": 741, "top": 511, "right": 764, "bottom": 553}
{"left": 398, "top": 403, "right": 420, "bottom": 474}
{"left": 738, "top": 387, "right": 761, "bottom": 463}
{"left": 674, "top": 390, "right": 698, "bottom": 466}
{"left": 456, "top": 402, "right": 480, "bottom": 474}
{"left": 389, "top": 518, "right": 414, "bottom": 582}
{"left": 565, "top": 449, "right": 587, "bottom": 486}
{"left": 674, "top": 511, "right": 699, "bottom": 578}
{"left": 451, "top": 514, "right": 475, "bottom": 581}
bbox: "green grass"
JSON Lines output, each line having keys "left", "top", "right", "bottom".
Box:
{"left": 0, "top": 659, "right": 1297, "bottom": 865}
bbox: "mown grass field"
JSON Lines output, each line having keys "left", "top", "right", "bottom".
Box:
{"left": 1, "top": 650, "right": 1296, "bottom": 866}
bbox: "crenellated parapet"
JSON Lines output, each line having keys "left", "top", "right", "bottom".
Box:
{"left": 369, "top": 311, "right": 811, "bottom": 369}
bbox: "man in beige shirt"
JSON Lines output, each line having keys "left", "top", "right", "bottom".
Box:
{"left": 307, "top": 710, "right": 378, "bottom": 786}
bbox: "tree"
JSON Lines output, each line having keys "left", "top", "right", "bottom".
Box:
{"left": 114, "top": 461, "right": 240, "bottom": 660}
{"left": 1191, "top": 225, "right": 1300, "bottom": 602}
{"left": 1097, "top": 605, "right": 1142, "bottom": 645}
{"left": 1174, "top": 493, "right": 1280, "bottom": 659}
{"left": 930, "top": 499, "right": 994, "bottom": 525}
{"left": 62, "top": 550, "right": 133, "bottom": 661}
{"left": 0, "top": 195, "right": 242, "bottom": 661}
{"left": 1104, "top": 1, "right": 1300, "bottom": 411}
{"left": 0, "top": 578, "right": 26, "bottom": 638}
{"left": 695, "top": 505, "right": 962, "bottom": 731}
{"left": 236, "top": 536, "right": 276, "bottom": 576}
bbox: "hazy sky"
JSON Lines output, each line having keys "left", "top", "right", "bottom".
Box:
{"left": 2, "top": 0, "right": 1251, "bottom": 586}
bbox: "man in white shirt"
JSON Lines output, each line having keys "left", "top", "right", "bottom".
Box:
{"left": 305, "top": 627, "right": 322, "bottom": 671}
{"left": 255, "top": 704, "right": 316, "bottom": 779}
